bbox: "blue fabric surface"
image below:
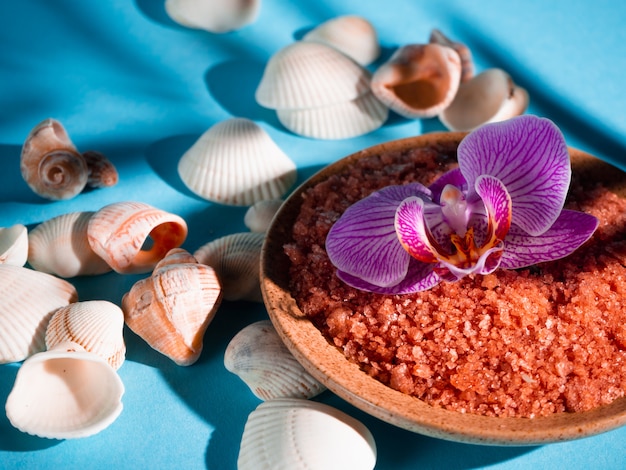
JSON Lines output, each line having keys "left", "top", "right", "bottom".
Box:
{"left": 1, "top": 1, "right": 626, "bottom": 469}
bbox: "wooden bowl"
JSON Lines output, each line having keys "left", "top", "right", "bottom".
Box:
{"left": 260, "top": 132, "right": 626, "bottom": 445}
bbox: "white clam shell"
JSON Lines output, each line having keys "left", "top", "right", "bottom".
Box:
{"left": 0, "top": 265, "right": 78, "bottom": 364}
{"left": 244, "top": 199, "right": 283, "bottom": 233}
{"left": 225, "top": 320, "right": 326, "bottom": 400}
{"left": 177, "top": 118, "right": 297, "bottom": 206}
{"left": 5, "top": 341, "right": 124, "bottom": 439}
{"left": 45, "top": 301, "right": 126, "bottom": 370}
{"left": 165, "top": 0, "right": 260, "bottom": 33}
{"left": 28, "top": 211, "right": 112, "bottom": 278}
{"left": 238, "top": 398, "right": 377, "bottom": 470}
{"left": 0, "top": 224, "right": 28, "bottom": 266}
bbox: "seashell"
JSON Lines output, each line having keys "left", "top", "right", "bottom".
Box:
{"left": 439, "top": 68, "right": 529, "bottom": 132}
{"left": 5, "top": 341, "right": 124, "bottom": 439}
{"left": 371, "top": 43, "right": 462, "bottom": 119}
{"left": 165, "top": 0, "right": 260, "bottom": 33}
{"left": 121, "top": 248, "right": 222, "bottom": 366}
{"left": 0, "top": 264, "right": 78, "bottom": 364}
{"left": 0, "top": 224, "right": 28, "bottom": 267}
{"left": 28, "top": 211, "right": 112, "bottom": 278}
{"left": 82, "top": 150, "right": 119, "bottom": 188}
{"left": 429, "top": 29, "right": 474, "bottom": 82}
{"left": 244, "top": 199, "right": 283, "bottom": 233}
{"left": 177, "top": 118, "right": 297, "bottom": 206}
{"left": 225, "top": 320, "right": 326, "bottom": 400}
{"left": 303, "top": 15, "right": 380, "bottom": 66}
{"left": 238, "top": 398, "right": 377, "bottom": 470}
{"left": 87, "top": 201, "right": 188, "bottom": 274}
{"left": 20, "top": 118, "right": 88, "bottom": 200}
{"left": 255, "top": 41, "right": 372, "bottom": 110}
{"left": 45, "top": 300, "right": 126, "bottom": 370}
{"left": 194, "top": 232, "right": 264, "bottom": 302}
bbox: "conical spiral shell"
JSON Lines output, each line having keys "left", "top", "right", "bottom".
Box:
{"left": 165, "top": 0, "right": 260, "bottom": 33}
{"left": 0, "top": 224, "right": 28, "bottom": 267}
{"left": 82, "top": 150, "right": 119, "bottom": 188}
{"left": 429, "top": 29, "right": 474, "bottom": 82}
{"left": 244, "top": 199, "right": 283, "bottom": 233}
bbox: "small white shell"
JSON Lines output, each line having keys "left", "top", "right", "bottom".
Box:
{"left": 244, "top": 199, "right": 283, "bottom": 233}
{"left": 5, "top": 341, "right": 124, "bottom": 439}
{"left": 28, "top": 211, "right": 112, "bottom": 278}
{"left": 194, "top": 232, "right": 264, "bottom": 302}
{"left": 0, "top": 224, "right": 28, "bottom": 266}
{"left": 238, "top": 398, "right": 377, "bottom": 470}
{"left": 165, "top": 0, "right": 260, "bottom": 33}
{"left": 225, "top": 320, "right": 326, "bottom": 400}
{"left": 177, "top": 118, "right": 297, "bottom": 206}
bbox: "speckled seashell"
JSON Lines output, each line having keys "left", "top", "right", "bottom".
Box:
{"left": 0, "top": 224, "right": 28, "bottom": 267}
{"left": 439, "top": 68, "right": 529, "bottom": 132}
{"left": 225, "top": 320, "right": 326, "bottom": 400}
{"left": 429, "top": 29, "right": 474, "bottom": 82}
{"left": 238, "top": 398, "right": 377, "bottom": 470}
{"left": 165, "top": 0, "right": 260, "bottom": 33}
{"left": 371, "top": 43, "right": 462, "bottom": 119}
{"left": 28, "top": 211, "right": 112, "bottom": 278}
{"left": 303, "top": 15, "right": 380, "bottom": 66}
{"left": 82, "top": 150, "right": 119, "bottom": 188}
{"left": 45, "top": 301, "right": 126, "bottom": 370}
{"left": 244, "top": 199, "right": 283, "bottom": 233}
{"left": 87, "top": 201, "right": 188, "bottom": 274}
{"left": 122, "top": 248, "right": 222, "bottom": 366}
{"left": 0, "top": 265, "right": 78, "bottom": 364}
{"left": 20, "top": 118, "right": 88, "bottom": 200}
{"left": 177, "top": 118, "right": 297, "bottom": 206}
{"left": 194, "top": 232, "right": 264, "bottom": 302}
{"left": 5, "top": 341, "right": 124, "bottom": 439}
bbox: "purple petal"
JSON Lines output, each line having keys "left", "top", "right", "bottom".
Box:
{"left": 458, "top": 115, "right": 570, "bottom": 236}
{"left": 500, "top": 210, "right": 599, "bottom": 269}
{"left": 474, "top": 175, "right": 512, "bottom": 242}
{"left": 429, "top": 168, "right": 467, "bottom": 203}
{"left": 394, "top": 196, "right": 439, "bottom": 263}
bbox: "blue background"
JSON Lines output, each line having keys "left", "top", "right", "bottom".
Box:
{"left": 1, "top": 1, "right": 626, "bottom": 469}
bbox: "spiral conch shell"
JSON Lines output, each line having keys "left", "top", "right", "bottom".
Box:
{"left": 122, "top": 248, "right": 222, "bottom": 366}
{"left": 0, "top": 224, "right": 28, "bottom": 266}
{"left": 165, "top": 0, "right": 260, "bottom": 33}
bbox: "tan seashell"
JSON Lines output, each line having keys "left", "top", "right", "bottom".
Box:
{"left": 244, "top": 199, "right": 283, "bottom": 233}
{"left": 238, "top": 398, "right": 377, "bottom": 470}
{"left": 82, "top": 150, "right": 119, "bottom": 188}
{"left": 0, "top": 224, "right": 28, "bottom": 266}
{"left": 303, "top": 15, "right": 380, "bottom": 66}
{"left": 439, "top": 68, "right": 529, "bottom": 132}
{"left": 194, "top": 232, "right": 264, "bottom": 302}
{"left": 177, "top": 118, "right": 297, "bottom": 206}
{"left": 224, "top": 320, "right": 326, "bottom": 400}
{"left": 429, "top": 29, "right": 474, "bottom": 82}
{"left": 371, "top": 43, "right": 462, "bottom": 119}
{"left": 28, "top": 211, "right": 112, "bottom": 278}
{"left": 5, "top": 341, "right": 124, "bottom": 439}
{"left": 45, "top": 301, "right": 126, "bottom": 370}
{"left": 87, "top": 201, "right": 188, "bottom": 274}
{"left": 122, "top": 248, "right": 223, "bottom": 366}
{"left": 20, "top": 118, "right": 88, "bottom": 200}
{"left": 165, "top": 0, "right": 260, "bottom": 33}
{"left": 0, "top": 264, "right": 78, "bottom": 364}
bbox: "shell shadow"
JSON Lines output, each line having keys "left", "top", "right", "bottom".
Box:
{"left": 0, "top": 144, "right": 48, "bottom": 204}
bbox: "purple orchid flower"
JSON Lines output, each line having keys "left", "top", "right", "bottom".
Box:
{"left": 325, "top": 115, "right": 599, "bottom": 294}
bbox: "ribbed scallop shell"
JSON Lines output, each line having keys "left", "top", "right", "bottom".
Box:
{"left": 5, "top": 341, "right": 124, "bottom": 439}
{"left": 165, "top": 0, "right": 260, "bottom": 33}
{"left": 87, "top": 201, "right": 188, "bottom": 274}
{"left": 28, "top": 211, "right": 112, "bottom": 278}
{"left": 121, "top": 248, "right": 223, "bottom": 366}
{"left": 0, "top": 224, "right": 28, "bottom": 267}
{"left": 225, "top": 320, "right": 326, "bottom": 400}
{"left": 45, "top": 301, "right": 126, "bottom": 370}
{"left": 238, "top": 398, "right": 377, "bottom": 470}
{"left": 244, "top": 199, "right": 283, "bottom": 233}
{"left": 177, "top": 118, "right": 297, "bottom": 206}
{"left": 0, "top": 265, "right": 78, "bottom": 364}
{"left": 194, "top": 232, "right": 264, "bottom": 302}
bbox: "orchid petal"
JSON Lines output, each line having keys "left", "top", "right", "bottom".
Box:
{"left": 438, "top": 243, "right": 504, "bottom": 279}
{"left": 458, "top": 115, "right": 570, "bottom": 236}
{"left": 474, "top": 175, "right": 512, "bottom": 242}
{"left": 394, "top": 196, "right": 440, "bottom": 263}
{"left": 429, "top": 168, "right": 467, "bottom": 202}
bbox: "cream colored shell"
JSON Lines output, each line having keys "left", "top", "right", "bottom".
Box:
{"left": 165, "top": 0, "right": 260, "bottom": 33}
{"left": 0, "top": 224, "right": 28, "bottom": 267}
{"left": 244, "top": 199, "right": 283, "bottom": 233}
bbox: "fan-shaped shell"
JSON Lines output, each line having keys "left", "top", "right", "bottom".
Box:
{"left": 45, "top": 301, "right": 126, "bottom": 370}
{"left": 0, "top": 224, "right": 28, "bottom": 267}
{"left": 0, "top": 265, "right": 78, "bottom": 364}
{"left": 177, "top": 118, "right": 297, "bottom": 206}
{"left": 5, "top": 341, "right": 124, "bottom": 439}
{"left": 238, "top": 398, "right": 377, "bottom": 470}
{"left": 87, "top": 201, "right": 188, "bottom": 274}
{"left": 121, "top": 248, "right": 223, "bottom": 366}
{"left": 194, "top": 232, "right": 264, "bottom": 302}
{"left": 165, "top": 0, "right": 260, "bottom": 33}
{"left": 225, "top": 320, "right": 326, "bottom": 400}
{"left": 28, "top": 211, "right": 112, "bottom": 278}
{"left": 429, "top": 29, "right": 474, "bottom": 83}
{"left": 244, "top": 199, "right": 283, "bottom": 233}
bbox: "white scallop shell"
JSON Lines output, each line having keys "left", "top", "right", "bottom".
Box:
{"left": 238, "top": 398, "right": 377, "bottom": 470}
{"left": 194, "top": 232, "right": 264, "bottom": 302}
{"left": 244, "top": 199, "right": 283, "bottom": 233}
{"left": 45, "top": 301, "right": 126, "bottom": 370}
{"left": 5, "top": 341, "right": 124, "bottom": 439}
{"left": 255, "top": 41, "right": 372, "bottom": 110}
{"left": 0, "top": 264, "right": 78, "bottom": 364}
{"left": 28, "top": 211, "right": 112, "bottom": 278}
{"left": 177, "top": 118, "right": 297, "bottom": 206}
{"left": 165, "top": 0, "right": 260, "bottom": 33}
{"left": 0, "top": 224, "right": 28, "bottom": 266}
{"left": 225, "top": 320, "right": 326, "bottom": 400}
